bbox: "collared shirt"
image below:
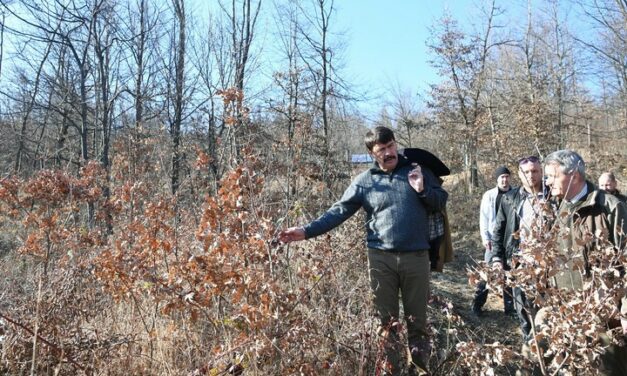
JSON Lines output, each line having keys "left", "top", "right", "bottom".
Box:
{"left": 429, "top": 211, "right": 444, "bottom": 240}
{"left": 568, "top": 184, "right": 588, "bottom": 204}
{"left": 519, "top": 190, "right": 545, "bottom": 243}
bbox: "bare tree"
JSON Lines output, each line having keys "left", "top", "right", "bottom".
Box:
{"left": 93, "top": 1, "right": 123, "bottom": 171}
{"left": 0, "top": 0, "right": 109, "bottom": 173}
{"left": 0, "top": 4, "right": 6, "bottom": 80}
{"left": 427, "top": 2, "right": 506, "bottom": 193}
{"left": 571, "top": 0, "right": 627, "bottom": 153}
{"left": 268, "top": 0, "right": 317, "bottom": 222}
{"left": 13, "top": 36, "right": 54, "bottom": 173}
{"left": 295, "top": 0, "right": 335, "bottom": 157}
{"left": 167, "top": 0, "right": 186, "bottom": 194}
{"left": 188, "top": 10, "right": 222, "bottom": 190}
{"left": 115, "top": 0, "right": 165, "bottom": 178}
{"left": 386, "top": 81, "right": 422, "bottom": 148}
{"left": 219, "top": 0, "right": 262, "bottom": 160}
{"left": 230, "top": 0, "right": 261, "bottom": 94}
{"left": 291, "top": 0, "right": 353, "bottom": 199}
{"left": 573, "top": 0, "right": 627, "bottom": 100}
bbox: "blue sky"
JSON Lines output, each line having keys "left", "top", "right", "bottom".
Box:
{"left": 334, "top": 1, "right": 479, "bottom": 102}
{"left": 196, "top": 0, "right": 528, "bottom": 113}
{"left": 195, "top": 1, "right": 491, "bottom": 103}
{"left": 336, "top": 0, "right": 470, "bottom": 91}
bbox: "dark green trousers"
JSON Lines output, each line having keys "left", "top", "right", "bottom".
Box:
{"left": 368, "top": 248, "right": 431, "bottom": 373}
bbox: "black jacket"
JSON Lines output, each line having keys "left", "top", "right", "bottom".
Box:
{"left": 492, "top": 186, "right": 548, "bottom": 266}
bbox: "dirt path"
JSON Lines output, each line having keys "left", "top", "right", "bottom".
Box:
{"left": 429, "top": 231, "right": 524, "bottom": 369}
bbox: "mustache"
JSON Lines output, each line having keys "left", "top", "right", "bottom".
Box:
{"left": 383, "top": 155, "right": 396, "bottom": 162}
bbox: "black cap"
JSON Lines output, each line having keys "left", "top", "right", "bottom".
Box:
{"left": 493, "top": 166, "right": 511, "bottom": 179}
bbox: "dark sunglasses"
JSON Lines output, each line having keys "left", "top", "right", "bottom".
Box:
{"left": 518, "top": 156, "right": 540, "bottom": 165}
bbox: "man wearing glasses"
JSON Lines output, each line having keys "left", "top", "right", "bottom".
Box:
{"left": 492, "top": 155, "right": 546, "bottom": 340}
{"left": 279, "top": 126, "right": 448, "bottom": 375}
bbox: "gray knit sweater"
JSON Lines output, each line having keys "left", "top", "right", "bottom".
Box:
{"left": 303, "top": 156, "right": 448, "bottom": 251}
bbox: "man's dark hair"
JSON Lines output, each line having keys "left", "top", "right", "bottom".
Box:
{"left": 365, "top": 126, "right": 395, "bottom": 151}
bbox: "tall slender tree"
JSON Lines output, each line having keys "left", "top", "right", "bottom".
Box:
{"left": 427, "top": 3, "right": 505, "bottom": 193}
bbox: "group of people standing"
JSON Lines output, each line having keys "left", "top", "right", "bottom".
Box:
{"left": 472, "top": 151, "right": 627, "bottom": 373}
{"left": 279, "top": 126, "right": 626, "bottom": 375}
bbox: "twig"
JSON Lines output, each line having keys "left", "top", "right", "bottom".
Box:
{"left": 550, "top": 353, "right": 570, "bottom": 376}
{"left": 0, "top": 311, "right": 87, "bottom": 372}
{"left": 528, "top": 315, "right": 547, "bottom": 376}
{"left": 30, "top": 272, "right": 42, "bottom": 376}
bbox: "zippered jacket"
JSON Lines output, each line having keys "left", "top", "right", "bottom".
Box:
{"left": 479, "top": 187, "right": 501, "bottom": 244}
{"left": 553, "top": 181, "right": 627, "bottom": 290}
{"left": 492, "top": 186, "right": 547, "bottom": 266}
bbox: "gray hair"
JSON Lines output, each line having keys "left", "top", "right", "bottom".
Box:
{"left": 544, "top": 149, "right": 586, "bottom": 178}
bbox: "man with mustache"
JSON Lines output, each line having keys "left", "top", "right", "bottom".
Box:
{"left": 279, "top": 126, "right": 448, "bottom": 375}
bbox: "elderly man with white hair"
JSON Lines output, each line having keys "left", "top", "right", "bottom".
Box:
{"left": 542, "top": 150, "right": 627, "bottom": 373}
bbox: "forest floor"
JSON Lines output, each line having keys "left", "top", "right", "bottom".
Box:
{"left": 429, "top": 229, "right": 525, "bottom": 372}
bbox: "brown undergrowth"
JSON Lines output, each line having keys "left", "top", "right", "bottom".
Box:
{"left": 1, "top": 148, "right": 621, "bottom": 375}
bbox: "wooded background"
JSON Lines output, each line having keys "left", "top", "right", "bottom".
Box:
{"left": 0, "top": 0, "right": 625, "bottom": 374}
{"left": 0, "top": 0, "right": 625, "bottom": 192}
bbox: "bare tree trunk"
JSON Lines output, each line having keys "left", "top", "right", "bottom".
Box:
{"left": 550, "top": 2, "right": 566, "bottom": 149}
{"left": 133, "top": 0, "right": 147, "bottom": 177}
{"left": 233, "top": 0, "right": 259, "bottom": 93}
{"left": 79, "top": 60, "right": 90, "bottom": 163}
{"left": 487, "top": 100, "right": 499, "bottom": 161}
{"left": 0, "top": 10, "right": 4, "bottom": 79}
{"left": 94, "top": 5, "right": 121, "bottom": 233}
{"left": 171, "top": 0, "right": 186, "bottom": 194}
{"left": 32, "top": 88, "right": 54, "bottom": 170}
{"left": 13, "top": 27, "right": 57, "bottom": 173}
{"left": 55, "top": 111, "right": 70, "bottom": 168}
{"left": 297, "top": 0, "right": 337, "bottom": 197}
{"left": 317, "top": 0, "right": 330, "bottom": 155}
{"left": 274, "top": 0, "right": 303, "bottom": 208}
{"left": 229, "top": 0, "right": 261, "bottom": 157}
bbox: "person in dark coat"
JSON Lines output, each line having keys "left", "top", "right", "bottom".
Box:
{"left": 492, "top": 156, "right": 546, "bottom": 340}
{"left": 598, "top": 172, "right": 627, "bottom": 203}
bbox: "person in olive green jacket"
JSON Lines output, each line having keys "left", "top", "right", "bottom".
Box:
{"left": 544, "top": 151, "right": 627, "bottom": 291}
{"left": 543, "top": 150, "right": 627, "bottom": 375}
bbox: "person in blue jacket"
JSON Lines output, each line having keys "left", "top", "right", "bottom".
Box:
{"left": 279, "top": 126, "right": 448, "bottom": 375}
